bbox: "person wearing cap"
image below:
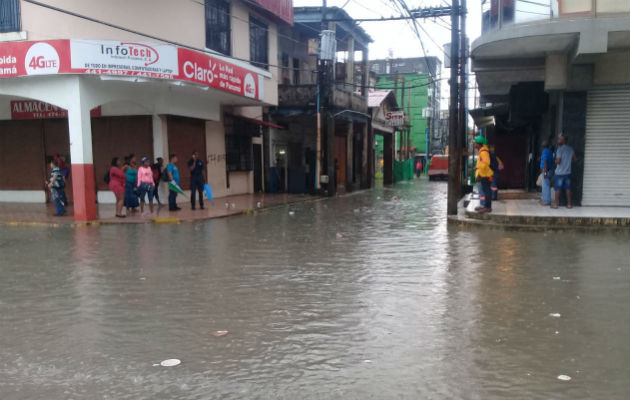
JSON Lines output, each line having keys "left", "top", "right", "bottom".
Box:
{"left": 137, "top": 157, "right": 155, "bottom": 214}
{"left": 473, "top": 135, "right": 493, "bottom": 213}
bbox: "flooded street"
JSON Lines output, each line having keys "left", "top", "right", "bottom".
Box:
{"left": 0, "top": 181, "right": 628, "bottom": 399}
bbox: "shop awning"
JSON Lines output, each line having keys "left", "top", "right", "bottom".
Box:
{"left": 238, "top": 116, "right": 286, "bottom": 130}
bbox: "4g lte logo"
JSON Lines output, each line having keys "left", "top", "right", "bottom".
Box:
{"left": 25, "top": 42, "right": 60, "bottom": 75}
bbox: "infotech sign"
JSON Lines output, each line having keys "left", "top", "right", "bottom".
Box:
{"left": 0, "top": 39, "right": 264, "bottom": 100}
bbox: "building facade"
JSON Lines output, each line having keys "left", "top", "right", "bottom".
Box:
{"left": 371, "top": 57, "right": 442, "bottom": 163}
{"left": 269, "top": 6, "right": 371, "bottom": 195}
{"left": 0, "top": 0, "right": 292, "bottom": 220}
{"left": 472, "top": 0, "right": 629, "bottom": 206}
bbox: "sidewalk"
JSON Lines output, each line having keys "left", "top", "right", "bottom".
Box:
{"left": 0, "top": 193, "right": 316, "bottom": 227}
{"left": 450, "top": 194, "right": 630, "bottom": 231}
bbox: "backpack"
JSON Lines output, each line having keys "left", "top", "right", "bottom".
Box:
{"left": 161, "top": 169, "right": 170, "bottom": 182}
{"left": 104, "top": 170, "right": 110, "bottom": 184}
{"left": 490, "top": 152, "right": 501, "bottom": 172}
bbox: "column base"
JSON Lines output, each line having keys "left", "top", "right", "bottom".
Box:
{"left": 71, "top": 164, "right": 97, "bottom": 221}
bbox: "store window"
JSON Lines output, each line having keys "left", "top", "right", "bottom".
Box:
{"left": 205, "top": 0, "right": 231, "bottom": 55}
{"left": 0, "top": 0, "right": 20, "bottom": 33}
{"left": 249, "top": 16, "right": 268, "bottom": 69}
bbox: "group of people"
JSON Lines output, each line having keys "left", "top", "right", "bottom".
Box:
{"left": 107, "top": 151, "right": 206, "bottom": 218}
{"left": 472, "top": 133, "right": 577, "bottom": 213}
{"left": 473, "top": 135, "right": 503, "bottom": 213}
{"left": 539, "top": 134, "right": 577, "bottom": 209}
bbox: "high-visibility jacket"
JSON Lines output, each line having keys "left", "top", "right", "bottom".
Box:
{"left": 476, "top": 145, "right": 494, "bottom": 179}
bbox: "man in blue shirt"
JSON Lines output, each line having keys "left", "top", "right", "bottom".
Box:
{"left": 552, "top": 135, "right": 578, "bottom": 209}
{"left": 539, "top": 140, "right": 554, "bottom": 205}
{"left": 166, "top": 153, "right": 181, "bottom": 211}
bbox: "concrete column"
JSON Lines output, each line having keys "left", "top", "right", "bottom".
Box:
{"left": 152, "top": 114, "right": 168, "bottom": 161}
{"left": 346, "top": 122, "right": 353, "bottom": 186}
{"left": 66, "top": 79, "right": 96, "bottom": 221}
{"left": 152, "top": 115, "right": 169, "bottom": 202}
{"left": 326, "top": 116, "right": 336, "bottom": 196}
{"left": 361, "top": 122, "right": 369, "bottom": 188}
{"left": 345, "top": 37, "right": 355, "bottom": 86}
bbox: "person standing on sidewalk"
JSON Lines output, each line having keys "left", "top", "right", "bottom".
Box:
{"left": 473, "top": 136, "right": 493, "bottom": 213}
{"left": 46, "top": 159, "right": 66, "bottom": 216}
{"left": 539, "top": 140, "right": 555, "bottom": 206}
{"left": 166, "top": 154, "right": 181, "bottom": 211}
{"left": 552, "top": 134, "right": 578, "bottom": 209}
{"left": 188, "top": 151, "right": 205, "bottom": 210}
{"left": 137, "top": 157, "right": 155, "bottom": 215}
{"left": 152, "top": 157, "right": 164, "bottom": 206}
{"left": 109, "top": 157, "right": 126, "bottom": 218}
{"left": 489, "top": 145, "right": 504, "bottom": 201}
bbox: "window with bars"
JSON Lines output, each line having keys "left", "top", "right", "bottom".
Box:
{"left": 249, "top": 16, "right": 268, "bottom": 69}
{"left": 205, "top": 0, "right": 231, "bottom": 55}
{"left": 0, "top": 0, "right": 20, "bottom": 33}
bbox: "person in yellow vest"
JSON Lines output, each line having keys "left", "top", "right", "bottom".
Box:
{"left": 474, "top": 135, "right": 494, "bottom": 213}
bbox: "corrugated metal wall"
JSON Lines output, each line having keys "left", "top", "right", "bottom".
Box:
{"left": 582, "top": 86, "right": 630, "bottom": 207}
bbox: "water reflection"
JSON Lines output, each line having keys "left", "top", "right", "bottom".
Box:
{"left": 0, "top": 181, "right": 628, "bottom": 399}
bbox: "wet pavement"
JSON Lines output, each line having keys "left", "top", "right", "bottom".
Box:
{"left": 0, "top": 180, "right": 628, "bottom": 399}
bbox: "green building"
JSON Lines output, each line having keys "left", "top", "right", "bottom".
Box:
{"left": 371, "top": 57, "right": 441, "bottom": 161}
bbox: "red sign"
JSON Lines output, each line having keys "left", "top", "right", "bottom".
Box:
{"left": 249, "top": 0, "right": 294, "bottom": 25}
{"left": 11, "top": 100, "right": 101, "bottom": 120}
{"left": 0, "top": 40, "right": 262, "bottom": 101}
{"left": 175, "top": 48, "right": 260, "bottom": 100}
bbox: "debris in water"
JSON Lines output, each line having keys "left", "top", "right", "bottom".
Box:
{"left": 224, "top": 202, "right": 229, "bottom": 209}
{"left": 557, "top": 374, "right": 571, "bottom": 381}
{"left": 140, "top": 277, "right": 146, "bottom": 280}
{"left": 363, "top": 359, "right": 372, "bottom": 363}
{"left": 392, "top": 196, "right": 399, "bottom": 201}
{"left": 549, "top": 313, "right": 561, "bottom": 318}
{"left": 552, "top": 277, "right": 561, "bottom": 280}
{"left": 555, "top": 331, "right": 560, "bottom": 335}
{"left": 289, "top": 211, "right": 295, "bottom": 216}
{"left": 256, "top": 202, "right": 262, "bottom": 208}
{"left": 376, "top": 196, "right": 381, "bottom": 200}
{"left": 212, "top": 330, "right": 229, "bottom": 337}
{"left": 231, "top": 203, "right": 236, "bottom": 209}
{"left": 336, "top": 233, "right": 343, "bottom": 239}
{"left": 353, "top": 208, "right": 360, "bottom": 213}
{"left": 160, "top": 359, "right": 181, "bottom": 367}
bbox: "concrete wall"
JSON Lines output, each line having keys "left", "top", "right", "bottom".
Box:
{"left": 593, "top": 50, "right": 630, "bottom": 85}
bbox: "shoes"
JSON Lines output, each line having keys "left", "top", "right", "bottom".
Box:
{"left": 115, "top": 214, "right": 126, "bottom": 218}
{"left": 53, "top": 212, "right": 66, "bottom": 217}
{"left": 191, "top": 206, "right": 195, "bottom": 210}
{"left": 474, "top": 206, "right": 485, "bottom": 211}
{"left": 476, "top": 207, "right": 492, "bottom": 213}
{"left": 539, "top": 201, "right": 550, "bottom": 206}
{"left": 170, "top": 207, "right": 182, "bottom": 211}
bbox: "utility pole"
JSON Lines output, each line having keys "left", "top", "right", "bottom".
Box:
{"left": 447, "top": 0, "right": 460, "bottom": 215}
{"left": 458, "top": 0, "right": 468, "bottom": 196}
{"left": 318, "top": 0, "right": 336, "bottom": 196}
{"left": 407, "top": 3, "right": 462, "bottom": 215}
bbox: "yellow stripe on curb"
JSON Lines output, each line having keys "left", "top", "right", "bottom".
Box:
{"left": 152, "top": 217, "right": 181, "bottom": 224}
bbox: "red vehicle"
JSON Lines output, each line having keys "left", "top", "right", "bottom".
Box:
{"left": 428, "top": 155, "right": 449, "bottom": 181}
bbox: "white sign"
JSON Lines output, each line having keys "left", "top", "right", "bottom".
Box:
{"left": 385, "top": 110, "right": 405, "bottom": 126}
{"left": 70, "top": 39, "right": 178, "bottom": 77}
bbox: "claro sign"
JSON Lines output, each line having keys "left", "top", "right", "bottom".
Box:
{"left": 0, "top": 39, "right": 264, "bottom": 100}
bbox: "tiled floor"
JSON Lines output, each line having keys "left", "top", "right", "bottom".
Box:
{"left": 466, "top": 197, "right": 630, "bottom": 219}
{"left": 0, "top": 193, "right": 314, "bottom": 225}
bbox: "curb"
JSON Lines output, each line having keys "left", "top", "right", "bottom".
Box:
{"left": 448, "top": 215, "right": 630, "bottom": 233}
{"left": 0, "top": 195, "right": 325, "bottom": 228}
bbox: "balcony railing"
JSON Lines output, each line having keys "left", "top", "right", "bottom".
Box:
{"left": 481, "top": 0, "right": 630, "bottom": 33}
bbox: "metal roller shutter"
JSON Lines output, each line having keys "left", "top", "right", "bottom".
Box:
{"left": 582, "top": 86, "right": 630, "bottom": 207}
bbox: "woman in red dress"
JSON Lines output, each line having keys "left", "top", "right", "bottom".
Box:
{"left": 109, "top": 157, "right": 126, "bottom": 218}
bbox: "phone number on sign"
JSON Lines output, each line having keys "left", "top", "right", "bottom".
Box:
{"left": 83, "top": 69, "right": 174, "bottom": 79}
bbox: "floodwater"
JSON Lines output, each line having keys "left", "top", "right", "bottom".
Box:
{"left": 0, "top": 181, "right": 628, "bottom": 399}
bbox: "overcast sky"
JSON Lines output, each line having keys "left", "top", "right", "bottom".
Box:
{"left": 293, "top": 0, "right": 482, "bottom": 108}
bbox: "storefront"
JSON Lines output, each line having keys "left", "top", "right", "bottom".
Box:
{"left": 0, "top": 38, "right": 273, "bottom": 220}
